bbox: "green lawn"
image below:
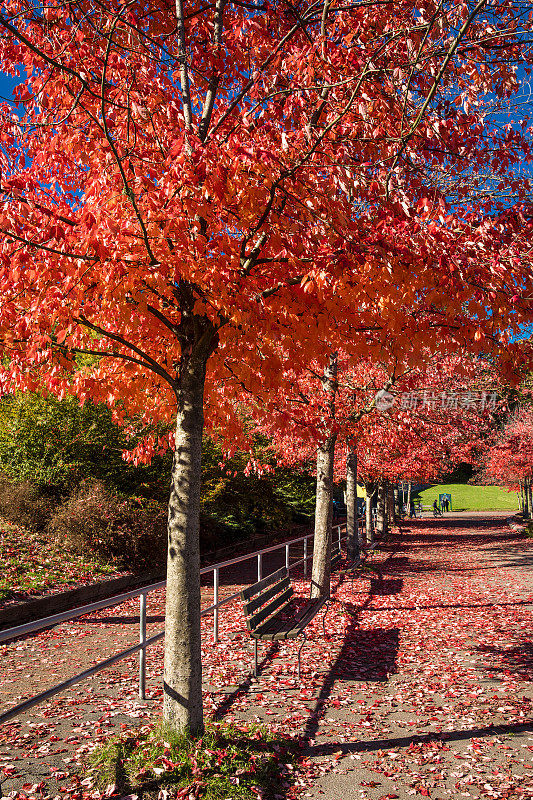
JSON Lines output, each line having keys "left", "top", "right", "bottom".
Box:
{"left": 415, "top": 483, "right": 519, "bottom": 512}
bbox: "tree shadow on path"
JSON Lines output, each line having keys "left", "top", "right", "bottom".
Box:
{"left": 304, "top": 719, "right": 533, "bottom": 758}
{"left": 300, "top": 608, "right": 400, "bottom": 747}
{"left": 476, "top": 638, "right": 533, "bottom": 682}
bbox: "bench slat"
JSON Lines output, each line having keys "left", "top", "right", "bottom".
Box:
{"left": 244, "top": 576, "right": 291, "bottom": 616}
{"left": 251, "top": 598, "right": 294, "bottom": 637}
{"left": 283, "top": 596, "right": 327, "bottom": 637}
{"left": 253, "top": 596, "right": 328, "bottom": 640}
{"left": 241, "top": 566, "right": 287, "bottom": 601}
{"left": 248, "top": 585, "right": 293, "bottom": 629}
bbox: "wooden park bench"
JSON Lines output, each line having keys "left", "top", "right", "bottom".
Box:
{"left": 240, "top": 566, "right": 331, "bottom": 679}
{"left": 333, "top": 538, "right": 382, "bottom": 588}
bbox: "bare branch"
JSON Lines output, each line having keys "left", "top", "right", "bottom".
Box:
{"left": 77, "top": 314, "right": 176, "bottom": 387}
{"left": 0, "top": 13, "right": 98, "bottom": 100}
{"left": 1, "top": 228, "right": 99, "bottom": 261}
{"left": 207, "top": 2, "right": 323, "bottom": 139}
{"left": 386, "top": 0, "right": 489, "bottom": 195}
{"left": 255, "top": 275, "right": 303, "bottom": 302}
{"left": 176, "top": 0, "right": 194, "bottom": 131}
{"left": 99, "top": 2, "right": 159, "bottom": 266}
{"left": 198, "top": 0, "right": 226, "bottom": 141}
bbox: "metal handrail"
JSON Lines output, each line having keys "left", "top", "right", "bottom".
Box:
{"left": 0, "top": 580, "right": 166, "bottom": 646}
{"left": 0, "top": 518, "right": 364, "bottom": 725}
{"left": 0, "top": 527, "right": 330, "bottom": 646}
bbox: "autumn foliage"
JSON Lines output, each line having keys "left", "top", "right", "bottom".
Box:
{"left": 0, "top": 0, "right": 533, "bottom": 732}
{"left": 484, "top": 405, "right": 533, "bottom": 515}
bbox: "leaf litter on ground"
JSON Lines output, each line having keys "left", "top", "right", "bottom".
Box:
{"left": 1, "top": 514, "right": 532, "bottom": 800}
{"left": 0, "top": 521, "right": 122, "bottom": 606}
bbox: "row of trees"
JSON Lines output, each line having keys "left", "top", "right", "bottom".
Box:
{"left": 249, "top": 349, "right": 502, "bottom": 592}
{"left": 0, "top": 0, "right": 532, "bottom": 734}
{"left": 484, "top": 405, "right": 533, "bottom": 517}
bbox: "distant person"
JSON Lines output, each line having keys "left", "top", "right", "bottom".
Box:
{"left": 445, "top": 498, "right": 450, "bottom": 512}
{"left": 409, "top": 498, "right": 416, "bottom": 518}
{"left": 433, "top": 499, "right": 442, "bottom": 516}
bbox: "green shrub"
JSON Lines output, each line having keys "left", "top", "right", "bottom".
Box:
{"left": 0, "top": 392, "right": 172, "bottom": 498}
{"left": 47, "top": 481, "right": 167, "bottom": 571}
{"left": 0, "top": 392, "right": 318, "bottom": 560}
{"left": 86, "top": 721, "right": 298, "bottom": 800}
{"left": 200, "top": 438, "right": 315, "bottom": 542}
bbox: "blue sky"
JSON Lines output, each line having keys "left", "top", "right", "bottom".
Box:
{"left": 513, "top": 324, "right": 533, "bottom": 342}
{"left": 0, "top": 65, "right": 531, "bottom": 347}
{"left": 0, "top": 71, "right": 23, "bottom": 108}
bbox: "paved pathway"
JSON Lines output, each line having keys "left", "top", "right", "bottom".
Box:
{"left": 1, "top": 512, "right": 532, "bottom": 800}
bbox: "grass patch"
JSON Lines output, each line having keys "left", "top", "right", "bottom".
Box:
{"left": 85, "top": 721, "right": 299, "bottom": 800}
{"left": 415, "top": 484, "right": 519, "bottom": 512}
{"left": 0, "top": 521, "right": 117, "bottom": 603}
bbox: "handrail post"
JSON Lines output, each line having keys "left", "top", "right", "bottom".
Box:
{"left": 213, "top": 567, "right": 219, "bottom": 643}
{"left": 1, "top": 529, "right": 334, "bottom": 724}
{"left": 338, "top": 525, "right": 341, "bottom": 550}
{"left": 139, "top": 592, "right": 147, "bottom": 700}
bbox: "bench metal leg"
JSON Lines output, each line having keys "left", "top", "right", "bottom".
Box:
{"left": 254, "top": 639, "right": 258, "bottom": 678}
{"left": 297, "top": 631, "right": 307, "bottom": 680}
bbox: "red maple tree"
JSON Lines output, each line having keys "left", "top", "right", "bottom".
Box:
{"left": 484, "top": 406, "right": 533, "bottom": 516}
{"left": 0, "top": 0, "right": 532, "bottom": 732}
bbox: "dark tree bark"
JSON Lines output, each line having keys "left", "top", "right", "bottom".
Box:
{"left": 346, "top": 447, "right": 360, "bottom": 561}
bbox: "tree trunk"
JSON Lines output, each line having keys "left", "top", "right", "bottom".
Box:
{"left": 365, "top": 483, "right": 375, "bottom": 546}
{"left": 394, "top": 486, "right": 401, "bottom": 520}
{"left": 388, "top": 482, "right": 395, "bottom": 524}
{"left": 376, "top": 483, "right": 388, "bottom": 538}
{"left": 524, "top": 479, "right": 530, "bottom": 518}
{"left": 311, "top": 353, "right": 338, "bottom": 599}
{"left": 346, "top": 447, "right": 360, "bottom": 562}
{"left": 311, "top": 435, "right": 336, "bottom": 597}
{"left": 407, "top": 481, "right": 412, "bottom": 513}
{"left": 163, "top": 319, "right": 216, "bottom": 735}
